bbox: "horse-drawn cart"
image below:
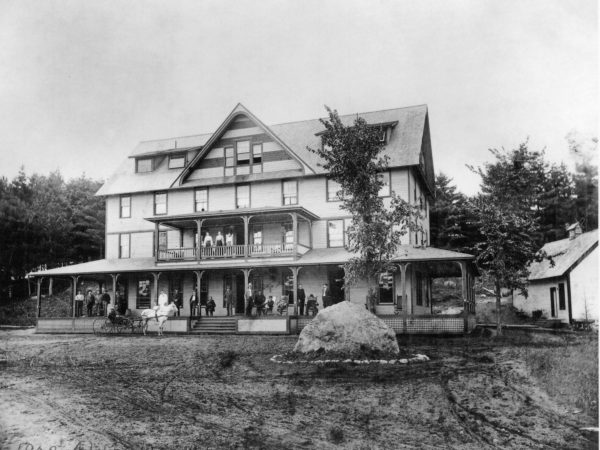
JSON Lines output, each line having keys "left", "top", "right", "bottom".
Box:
{"left": 93, "top": 312, "right": 143, "bottom": 335}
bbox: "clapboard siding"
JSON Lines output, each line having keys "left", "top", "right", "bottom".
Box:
{"left": 131, "top": 232, "right": 154, "bottom": 258}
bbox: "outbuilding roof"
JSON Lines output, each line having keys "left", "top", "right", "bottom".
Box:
{"left": 528, "top": 230, "right": 598, "bottom": 281}
{"left": 96, "top": 104, "right": 433, "bottom": 196}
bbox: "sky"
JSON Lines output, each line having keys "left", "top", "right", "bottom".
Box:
{"left": 0, "top": 0, "right": 597, "bottom": 195}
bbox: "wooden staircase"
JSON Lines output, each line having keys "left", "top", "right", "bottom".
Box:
{"left": 191, "top": 317, "right": 238, "bottom": 334}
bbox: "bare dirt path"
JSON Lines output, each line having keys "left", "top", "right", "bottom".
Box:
{"left": 0, "top": 330, "right": 596, "bottom": 449}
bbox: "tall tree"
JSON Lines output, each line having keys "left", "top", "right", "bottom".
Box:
{"left": 567, "top": 130, "right": 598, "bottom": 231}
{"left": 309, "top": 107, "right": 421, "bottom": 303}
{"left": 429, "top": 172, "right": 475, "bottom": 251}
{"left": 467, "top": 196, "right": 546, "bottom": 335}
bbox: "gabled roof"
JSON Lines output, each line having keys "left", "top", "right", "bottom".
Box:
{"left": 96, "top": 103, "right": 432, "bottom": 196}
{"left": 529, "top": 230, "right": 598, "bottom": 281}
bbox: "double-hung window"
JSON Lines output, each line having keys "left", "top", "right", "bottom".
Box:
{"left": 194, "top": 188, "right": 208, "bottom": 212}
{"left": 236, "top": 185, "right": 250, "bottom": 209}
{"left": 326, "top": 179, "right": 342, "bottom": 202}
{"left": 378, "top": 171, "right": 391, "bottom": 197}
{"left": 252, "top": 143, "right": 262, "bottom": 174}
{"left": 282, "top": 180, "right": 298, "bottom": 205}
{"left": 236, "top": 141, "right": 250, "bottom": 175}
{"left": 327, "top": 220, "right": 345, "bottom": 247}
{"left": 225, "top": 147, "right": 235, "bottom": 177}
{"left": 154, "top": 192, "right": 167, "bottom": 215}
{"left": 119, "top": 234, "right": 130, "bottom": 259}
{"left": 120, "top": 195, "right": 131, "bottom": 218}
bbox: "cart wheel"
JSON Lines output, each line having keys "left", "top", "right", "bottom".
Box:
{"left": 93, "top": 318, "right": 109, "bottom": 335}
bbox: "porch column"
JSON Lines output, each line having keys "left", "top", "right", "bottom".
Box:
{"left": 48, "top": 277, "right": 53, "bottom": 297}
{"left": 290, "top": 266, "right": 301, "bottom": 315}
{"left": 399, "top": 263, "right": 410, "bottom": 333}
{"left": 111, "top": 274, "right": 120, "bottom": 309}
{"left": 290, "top": 212, "right": 298, "bottom": 260}
{"left": 243, "top": 216, "right": 250, "bottom": 258}
{"left": 36, "top": 277, "right": 43, "bottom": 318}
{"left": 196, "top": 219, "right": 203, "bottom": 260}
{"left": 154, "top": 221, "right": 160, "bottom": 262}
{"left": 71, "top": 275, "right": 79, "bottom": 318}
{"left": 152, "top": 272, "right": 161, "bottom": 307}
{"left": 459, "top": 261, "right": 468, "bottom": 332}
{"left": 194, "top": 270, "right": 204, "bottom": 316}
{"left": 308, "top": 220, "right": 313, "bottom": 249}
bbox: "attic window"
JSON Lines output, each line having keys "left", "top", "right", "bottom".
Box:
{"left": 136, "top": 158, "right": 154, "bottom": 173}
{"left": 379, "top": 128, "right": 387, "bottom": 144}
{"left": 168, "top": 154, "right": 186, "bottom": 169}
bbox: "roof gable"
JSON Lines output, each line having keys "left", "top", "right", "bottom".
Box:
{"left": 529, "top": 230, "right": 599, "bottom": 280}
{"left": 175, "top": 104, "right": 312, "bottom": 187}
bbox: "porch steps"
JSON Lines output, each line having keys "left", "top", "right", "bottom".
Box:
{"left": 191, "top": 317, "right": 238, "bottom": 334}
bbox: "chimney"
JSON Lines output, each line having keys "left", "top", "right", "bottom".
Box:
{"left": 567, "top": 222, "right": 582, "bottom": 240}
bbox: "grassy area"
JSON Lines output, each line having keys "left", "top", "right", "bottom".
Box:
{"left": 524, "top": 335, "right": 598, "bottom": 419}
{"left": 0, "top": 290, "right": 72, "bottom": 326}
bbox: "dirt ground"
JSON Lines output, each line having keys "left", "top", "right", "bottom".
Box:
{"left": 0, "top": 329, "right": 597, "bottom": 450}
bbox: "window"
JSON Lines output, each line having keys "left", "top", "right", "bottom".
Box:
{"left": 136, "top": 158, "right": 153, "bottom": 173}
{"left": 252, "top": 143, "right": 262, "bottom": 174}
{"left": 252, "top": 225, "right": 263, "bottom": 245}
{"left": 326, "top": 179, "right": 342, "bottom": 202}
{"left": 158, "top": 231, "right": 167, "bottom": 252}
{"left": 225, "top": 147, "right": 235, "bottom": 177}
{"left": 378, "top": 272, "right": 394, "bottom": 303}
{"left": 282, "top": 223, "right": 294, "bottom": 247}
{"left": 136, "top": 279, "right": 151, "bottom": 309}
{"left": 236, "top": 140, "right": 250, "bottom": 175}
{"left": 378, "top": 171, "right": 391, "bottom": 197}
{"left": 119, "top": 233, "right": 130, "bottom": 259}
{"left": 236, "top": 185, "right": 250, "bottom": 208}
{"left": 379, "top": 127, "right": 387, "bottom": 144}
{"left": 558, "top": 283, "right": 566, "bottom": 310}
{"left": 120, "top": 195, "right": 131, "bottom": 218}
{"left": 168, "top": 154, "right": 186, "bottom": 169}
{"left": 194, "top": 188, "right": 208, "bottom": 212}
{"left": 154, "top": 192, "right": 167, "bottom": 215}
{"left": 282, "top": 180, "right": 298, "bottom": 205}
{"left": 416, "top": 272, "right": 423, "bottom": 306}
{"left": 328, "top": 220, "right": 345, "bottom": 247}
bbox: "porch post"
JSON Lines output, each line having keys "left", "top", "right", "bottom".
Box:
{"left": 308, "top": 220, "right": 313, "bottom": 249}
{"left": 290, "top": 266, "right": 301, "bottom": 315}
{"left": 194, "top": 270, "right": 204, "bottom": 316}
{"left": 111, "top": 274, "right": 119, "bottom": 309}
{"left": 291, "top": 212, "right": 298, "bottom": 260}
{"left": 71, "top": 276, "right": 79, "bottom": 318}
{"left": 152, "top": 272, "right": 161, "bottom": 307}
{"left": 36, "top": 277, "right": 43, "bottom": 318}
{"left": 243, "top": 216, "right": 249, "bottom": 258}
{"left": 48, "top": 277, "right": 53, "bottom": 297}
{"left": 196, "top": 219, "right": 203, "bottom": 260}
{"left": 459, "top": 261, "right": 468, "bottom": 332}
{"left": 399, "top": 263, "right": 410, "bottom": 333}
{"left": 154, "top": 221, "right": 160, "bottom": 262}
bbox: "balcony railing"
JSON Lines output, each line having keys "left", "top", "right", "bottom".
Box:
{"left": 157, "top": 244, "right": 307, "bottom": 262}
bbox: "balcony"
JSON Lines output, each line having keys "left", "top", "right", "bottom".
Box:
{"left": 157, "top": 243, "right": 312, "bottom": 262}
{"left": 146, "top": 206, "right": 318, "bottom": 264}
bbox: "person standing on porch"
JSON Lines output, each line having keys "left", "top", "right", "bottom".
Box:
{"left": 245, "top": 283, "right": 254, "bottom": 316}
{"left": 75, "top": 290, "right": 84, "bottom": 317}
{"left": 322, "top": 284, "right": 331, "bottom": 308}
{"left": 224, "top": 287, "right": 233, "bottom": 316}
{"left": 206, "top": 297, "right": 216, "bottom": 316}
{"left": 215, "top": 231, "right": 224, "bottom": 246}
{"left": 189, "top": 290, "right": 199, "bottom": 316}
{"left": 297, "top": 284, "right": 306, "bottom": 315}
{"left": 100, "top": 288, "right": 111, "bottom": 317}
{"left": 158, "top": 290, "right": 169, "bottom": 308}
{"left": 173, "top": 288, "right": 183, "bottom": 317}
{"left": 203, "top": 232, "right": 213, "bottom": 247}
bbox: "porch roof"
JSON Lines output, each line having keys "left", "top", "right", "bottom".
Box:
{"left": 144, "top": 205, "right": 320, "bottom": 224}
{"left": 27, "top": 246, "right": 473, "bottom": 278}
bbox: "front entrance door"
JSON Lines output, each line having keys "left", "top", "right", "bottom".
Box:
{"left": 224, "top": 273, "right": 245, "bottom": 314}
{"left": 327, "top": 266, "right": 345, "bottom": 304}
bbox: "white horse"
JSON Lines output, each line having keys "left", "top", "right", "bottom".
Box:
{"left": 140, "top": 303, "right": 178, "bottom": 336}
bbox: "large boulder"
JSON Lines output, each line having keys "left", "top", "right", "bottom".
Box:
{"left": 293, "top": 301, "right": 399, "bottom": 354}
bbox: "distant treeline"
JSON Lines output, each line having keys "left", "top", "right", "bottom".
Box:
{"left": 430, "top": 136, "right": 598, "bottom": 252}
{"left": 0, "top": 170, "right": 105, "bottom": 297}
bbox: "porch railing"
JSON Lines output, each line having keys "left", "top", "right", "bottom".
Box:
{"left": 158, "top": 244, "right": 304, "bottom": 261}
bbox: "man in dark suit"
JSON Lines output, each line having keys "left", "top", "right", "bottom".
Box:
{"left": 297, "top": 284, "right": 306, "bottom": 315}
{"left": 322, "top": 283, "right": 331, "bottom": 308}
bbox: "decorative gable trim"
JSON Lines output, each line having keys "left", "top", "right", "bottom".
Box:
{"left": 174, "top": 103, "right": 314, "bottom": 187}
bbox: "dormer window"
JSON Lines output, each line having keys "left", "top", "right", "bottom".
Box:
{"left": 378, "top": 127, "right": 387, "bottom": 144}
{"left": 168, "top": 153, "right": 186, "bottom": 169}
{"left": 136, "top": 158, "right": 154, "bottom": 173}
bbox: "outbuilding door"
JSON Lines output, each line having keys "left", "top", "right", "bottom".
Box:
{"left": 550, "top": 287, "right": 557, "bottom": 318}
